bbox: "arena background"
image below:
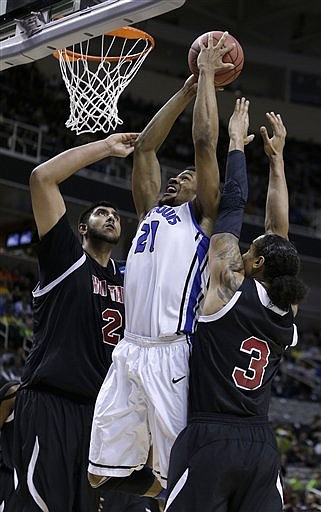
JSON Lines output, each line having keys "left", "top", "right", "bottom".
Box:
{"left": 0, "top": 1, "right": 321, "bottom": 508}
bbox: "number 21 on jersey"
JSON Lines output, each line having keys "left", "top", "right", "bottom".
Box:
{"left": 134, "top": 221, "right": 159, "bottom": 254}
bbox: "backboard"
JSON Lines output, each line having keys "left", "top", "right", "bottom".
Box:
{"left": 0, "top": 0, "right": 186, "bottom": 71}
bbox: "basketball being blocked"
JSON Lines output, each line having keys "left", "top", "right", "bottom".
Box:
{"left": 188, "top": 31, "right": 244, "bottom": 87}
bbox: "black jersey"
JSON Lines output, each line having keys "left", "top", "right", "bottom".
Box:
{"left": 21, "top": 214, "right": 125, "bottom": 403}
{"left": 189, "top": 277, "right": 297, "bottom": 417}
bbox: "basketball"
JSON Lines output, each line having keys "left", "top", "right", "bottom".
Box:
{"left": 188, "top": 31, "right": 244, "bottom": 87}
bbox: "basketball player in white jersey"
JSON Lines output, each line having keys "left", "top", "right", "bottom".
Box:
{"left": 88, "top": 32, "right": 236, "bottom": 497}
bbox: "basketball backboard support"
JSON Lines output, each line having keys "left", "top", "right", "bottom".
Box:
{"left": 0, "top": 0, "right": 186, "bottom": 71}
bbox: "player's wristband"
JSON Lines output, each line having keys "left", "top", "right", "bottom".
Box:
{"left": 213, "top": 150, "right": 248, "bottom": 238}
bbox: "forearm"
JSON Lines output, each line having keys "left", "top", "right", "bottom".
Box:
{"left": 192, "top": 69, "right": 218, "bottom": 148}
{"left": 33, "top": 139, "right": 114, "bottom": 185}
{"left": 213, "top": 151, "right": 248, "bottom": 238}
{"left": 135, "top": 86, "right": 195, "bottom": 153}
{"left": 265, "top": 155, "right": 289, "bottom": 237}
{"left": 192, "top": 68, "right": 221, "bottom": 220}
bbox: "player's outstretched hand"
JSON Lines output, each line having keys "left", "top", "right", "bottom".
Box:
{"left": 260, "top": 112, "right": 286, "bottom": 159}
{"left": 105, "top": 132, "right": 139, "bottom": 158}
{"left": 228, "top": 97, "right": 255, "bottom": 148}
{"left": 197, "top": 31, "right": 235, "bottom": 74}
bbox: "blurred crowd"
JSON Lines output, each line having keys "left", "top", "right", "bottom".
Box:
{"left": 0, "top": 267, "right": 33, "bottom": 381}
{"left": 1, "top": 59, "right": 321, "bottom": 511}
{"left": 272, "top": 329, "right": 321, "bottom": 403}
{"left": 1, "top": 63, "right": 321, "bottom": 231}
{"left": 0, "top": 262, "right": 321, "bottom": 510}
{"left": 276, "top": 416, "right": 321, "bottom": 511}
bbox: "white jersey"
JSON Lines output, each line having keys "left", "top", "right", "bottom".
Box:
{"left": 124, "top": 201, "right": 210, "bottom": 338}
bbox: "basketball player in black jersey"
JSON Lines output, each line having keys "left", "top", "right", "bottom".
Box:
{"left": 0, "top": 381, "right": 20, "bottom": 510}
{"left": 164, "top": 99, "right": 308, "bottom": 512}
{"left": 9, "top": 132, "right": 159, "bottom": 512}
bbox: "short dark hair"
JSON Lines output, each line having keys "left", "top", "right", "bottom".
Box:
{"left": 254, "top": 234, "right": 308, "bottom": 310}
{"left": 184, "top": 165, "right": 196, "bottom": 172}
{"left": 78, "top": 201, "right": 118, "bottom": 227}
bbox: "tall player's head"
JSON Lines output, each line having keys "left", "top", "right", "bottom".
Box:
{"left": 158, "top": 166, "right": 196, "bottom": 207}
{"left": 78, "top": 201, "right": 121, "bottom": 246}
{"left": 242, "top": 233, "right": 308, "bottom": 310}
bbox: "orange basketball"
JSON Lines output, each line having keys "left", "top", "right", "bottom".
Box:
{"left": 188, "top": 31, "right": 244, "bottom": 87}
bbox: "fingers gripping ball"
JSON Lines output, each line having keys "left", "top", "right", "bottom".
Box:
{"left": 188, "top": 31, "right": 244, "bottom": 87}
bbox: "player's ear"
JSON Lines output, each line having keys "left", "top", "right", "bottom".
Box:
{"left": 253, "top": 255, "right": 265, "bottom": 270}
{"left": 78, "top": 223, "right": 87, "bottom": 236}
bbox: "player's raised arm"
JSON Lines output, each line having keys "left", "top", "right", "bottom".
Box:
{"left": 132, "top": 76, "right": 197, "bottom": 222}
{"left": 202, "top": 98, "right": 253, "bottom": 316}
{"left": 192, "top": 32, "right": 235, "bottom": 234}
{"left": 29, "top": 133, "right": 138, "bottom": 238}
{"left": 260, "top": 113, "right": 289, "bottom": 238}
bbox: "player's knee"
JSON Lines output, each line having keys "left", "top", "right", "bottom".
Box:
{"left": 88, "top": 472, "right": 109, "bottom": 488}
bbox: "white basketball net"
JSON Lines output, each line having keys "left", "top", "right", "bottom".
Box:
{"left": 56, "top": 28, "right": 154, "bottom": 134}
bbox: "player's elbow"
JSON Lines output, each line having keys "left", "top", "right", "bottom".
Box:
{"left": 134, "top": 132, "right": 155, "bottom": 154}
{"left": 29, "top": 165, "right": 51, "bottom": 191}
{"left": 134, "top": 133, "right": 144, "bottom": 151}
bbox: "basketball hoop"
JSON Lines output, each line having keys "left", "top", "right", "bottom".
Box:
{"left": 53, "top": 26, "right": 155, "bottom": 135}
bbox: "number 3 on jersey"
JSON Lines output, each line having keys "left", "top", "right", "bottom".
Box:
{"left": 134, "top": 221, "right": 159, "bottom": 253}
{"left": 232, "top": 337, "right": 270, "bottom": 390}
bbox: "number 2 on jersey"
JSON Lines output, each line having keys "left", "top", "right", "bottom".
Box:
{"left": 134, "top": 221, "right": 159, "bottom": 253}
{"left": 102, "top": 308, "right": 123, "bottom": 346}
{"left": 232, "top": 337, "right": 270, "bottom": 390}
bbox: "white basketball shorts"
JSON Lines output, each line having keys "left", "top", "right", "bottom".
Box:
{"left": 88, "top": 330, "right": 191, "bottom": 488}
